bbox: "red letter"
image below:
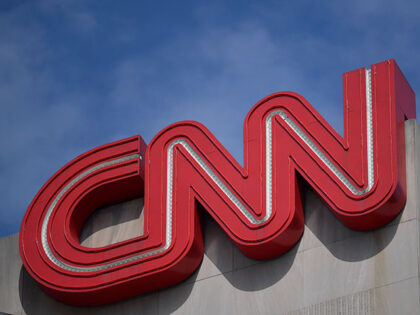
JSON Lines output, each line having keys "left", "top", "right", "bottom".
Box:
{"left": 20, "top": 60, "right": 416, "bottom": 305}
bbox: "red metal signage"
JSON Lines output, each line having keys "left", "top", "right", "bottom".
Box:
{"left": 19, "top": 60, "right": 416, "bottom": 305}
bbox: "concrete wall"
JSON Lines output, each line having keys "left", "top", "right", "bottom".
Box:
{"left": 1, "top": 120, "right": 420, "bottom": 315}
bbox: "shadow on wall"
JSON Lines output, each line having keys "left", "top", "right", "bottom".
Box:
{"left": 202, "top": 179, "right": 401, "bottom": 294}
{"left": 301, "top": 183, "right": 402, "bottom": 263}
{"left": 79, "top": 198, "right": 145, "bottom": 247}
{"left": 19, "top": 178, "right": 401, "bottom": 314}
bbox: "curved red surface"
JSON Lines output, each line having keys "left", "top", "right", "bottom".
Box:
{"left": 19, "top": 59, "right": 416, "bottom": 305}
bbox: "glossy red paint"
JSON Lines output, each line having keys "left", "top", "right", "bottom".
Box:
{"left": 20, "top": 60, "right": 416, "bottom": 305}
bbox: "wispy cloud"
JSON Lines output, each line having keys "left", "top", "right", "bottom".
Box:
{"left": 0, "top": 0, "right": 419, "bottom": 236}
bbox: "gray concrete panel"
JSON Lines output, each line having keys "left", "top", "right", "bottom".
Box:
{"left": 302, "top": 219, "right": 418, "bottom": 307}
{"left": 19, "top": 265, "right": 158, "bottom": 315}
{"left": 287, "top": 289, "right": 375, "bottom": 315}
{"left": 187, "top": 211, "right": 233, "bottom": 283}
{"left": 0, "top": 233, "right": 22, "bottom": 315}
{"left": 374, "top": 276, "right": 420, "bottom": 315}
{"left": 231, "top": 247, "right": 303, "bottom": 314}
{"left": 158, "top": 274, "right": 235, "bottom": 315}
{"left": 80, "top": 197, "right": 145, "bottom": 247}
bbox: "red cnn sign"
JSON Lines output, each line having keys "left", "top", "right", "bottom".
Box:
{"left": 19, "top": 60, "right": 416, "bottom": 306}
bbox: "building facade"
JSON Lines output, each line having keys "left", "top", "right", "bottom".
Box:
{"left": 1, "top": 119, "right": 419, "bottom": 314}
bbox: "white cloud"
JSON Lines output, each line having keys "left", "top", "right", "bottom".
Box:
{"left": 0, "top": 0, "right": 418, "bottom": 236}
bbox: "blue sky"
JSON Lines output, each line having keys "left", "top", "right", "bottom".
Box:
{"left": 0, "top": 0, "right": 419, "bottom": 237}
